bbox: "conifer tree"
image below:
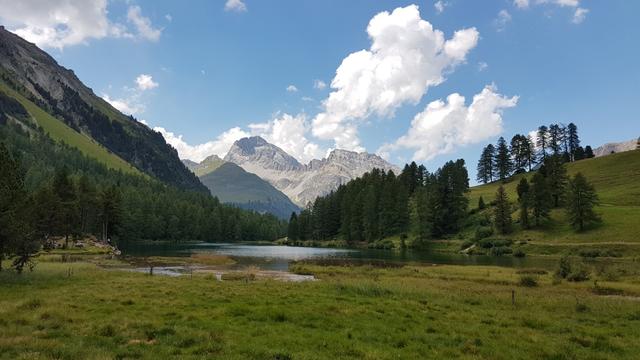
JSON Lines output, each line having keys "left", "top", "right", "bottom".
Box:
{"left": 536, "top": 125, "right": 549, "bottom": 161}
{"left": 494, "top": 137, "right": 513, "bottom": 180}
{"left": 476, "top": 144, "right": 495, "bottom": 184}
{"left": 548, "top": 124, "right": 563, "bottom": 156}
{"left": 544, "top": 155, "right": 568, "bottom": 208}
{"left": 565, "top": 173, "right": 600, "bottom": 231}
{"left": 493, "top": 185, "right": 512, "bottom": 234}
{"left": 524, "top": 135, "right": 537, "bottom": 171}
{"left": 584, "top": 146, "right": 595, "bottom": 158}
{"left": 0, "top": 143, "right": 26, "bottom": 271}
{"left": 516, "top": 178, "right": 531, "bottom": 229}
{"left": 478, "top": 196, "right": 486, "bottom": 210}
{"left": 287, "top": 212, "right": 299, "bottom": 241}
{"left": 530, "top": 172, "right": 552, "bottom": 226}
{"left": 566, "top": 123, "right": 580, "bottom": 161}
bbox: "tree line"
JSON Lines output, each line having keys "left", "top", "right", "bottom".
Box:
{"left": 477, "top": 122, "right": 594, "bottom": 184}
{"left": 287, "top": 160, "right": 469, "bottom": 246}
{"left": 0, "top": 122, "right": 287, "bottom": 272}
{"left": 288, "top": 124, "right": 601, "bottom": 247}
{"left": 491, "top": 154, "right": 600, "bottom": 236}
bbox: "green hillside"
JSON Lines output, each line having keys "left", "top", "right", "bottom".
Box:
{"left": 183, "top": 155, "right": 225, "bottom": 177}
{"left": 0, "top": 81, "right": 141, "bottom": 175}
{"left": 467, "top": 150, "right": 640, "bottom": 255}
{"left": 199, "top": 162, "right": 300, "bottom": 219}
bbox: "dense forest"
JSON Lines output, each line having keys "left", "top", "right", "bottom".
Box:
{"left": 288, "top": 123, "right": 600, "bottom": 247}
{"left": 0, "top": 117, "right": 286, "bottom": 271}
{"left": 288, "top": 159, "right": 470, "bottom": 246}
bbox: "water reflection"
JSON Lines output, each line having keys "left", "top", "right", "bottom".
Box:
{"left": 119, "top": 242, "right": 559, "bottom": 271}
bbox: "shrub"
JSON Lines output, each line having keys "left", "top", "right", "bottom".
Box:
{"left": 567, "top": 267, "right": 590, "bottom": 282}
{"left": 555, "top": 256, "right": 572, "bottom": 279}
{"left": 513, "top": 249, "right": 526, "bottom": 258}
{"left": 490, "top": 246, "right": 513, "bottom": 256}
{"left": 474, "top": 226, "right": 494, "bottom": 241}
{"left": 519, "top": 275, "right": 538, "bottom": 287}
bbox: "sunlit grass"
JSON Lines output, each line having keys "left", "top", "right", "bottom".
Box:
{"left": 1, "top": 260, "right": 639, "bottom": 359}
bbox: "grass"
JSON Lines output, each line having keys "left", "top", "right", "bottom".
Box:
{"left": 1, "top": 259, "right": 640, "bottom": 359}
{"left": 0, "top": 81, "right": 141, "bottom": 175}
{"left": 466, "top": 150, "right": 640, "bottom": 256}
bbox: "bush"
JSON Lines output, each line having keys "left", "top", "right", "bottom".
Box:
{"left": 474, "top": 226, "right": 494, "bottom": 241}
{"left": 567, "top": 267, "right": 590, "bottom": 282}
{"left": 490, "top": 246, "right": 513, "bottom": 256}
{"left": 513, "top": 249, "right": 526, "bottom": 258}
{"left": 519, "top": 275, "right": 538, "bottom": 287}
{"left": 555, "top": 256, "right": 572, "bottom": 279}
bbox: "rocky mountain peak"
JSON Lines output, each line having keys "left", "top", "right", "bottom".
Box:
{"left": 223, "top": 137, "right": 399, "bottom": 206}
{"left": 224, "top": 136, "right": 302, "bottom": 171}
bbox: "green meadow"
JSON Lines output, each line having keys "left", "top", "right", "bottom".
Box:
{"left": 1, "top": 256, "right": 640, "bottom": 359}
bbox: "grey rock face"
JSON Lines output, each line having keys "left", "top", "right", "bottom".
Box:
{"left": 224, "top": 136, "right": 400, "bottom": 206}
{"left": 594, "top": 139, "right": 638, "bottom": 157}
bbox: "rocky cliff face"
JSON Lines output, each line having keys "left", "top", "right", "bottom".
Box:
{"left": 594, "top": 138, "right": 639, "bottom": 157}
{"left": 0, "top": 27, "right": 206, "bottom": 193}
{"left": 224, "top": 136, "right": 400, "bottom": 206}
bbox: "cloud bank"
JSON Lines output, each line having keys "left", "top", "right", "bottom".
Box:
{"left": 311, "top": 4, "right": 478, "bottom": 152}
{"left": 378, "top": 85, "right": 518, "bottom": 161}
{"left": 0, "top": 0, "right": 162, "bottom": 49}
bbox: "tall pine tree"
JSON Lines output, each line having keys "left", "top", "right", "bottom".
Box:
{"left": 494, "top": 137, "right": 513, "bottom": 181}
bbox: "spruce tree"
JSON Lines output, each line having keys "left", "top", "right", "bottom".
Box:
{"left": 584, "top": 146, "right": 595, "bottom": 158}
{"left": 567, "top": 123, "right": 580, "bottom": 161}
{"left": 516, "top": 178, "right": 531, "bottom": 229}
{"left": 478, "top": 196, "right": 486, "bottom": 210}
{"left": 52, "top": 167, "right": 78, "bottom": 247}
{"left": 544, "top": 155, "right": 568, "bottom": 208}
{"left": 530, "top": 172, "right": 552, "bottom": 226}
{"left": 0, "top": 143, "right": 27, "bottom": 271}
{"left": 493, "top": 185, "right": 512, "bottom": 234}
{"left": 476, "top": 144, "right": 495, "bottom": 184}
{"left": 536, "top": 126, "right": 549, "bottom": 161}
{"left": 566, "top": 173, "right": 600, "bottom": 231}
{"left": 495, "top": 137, "right": 513, "bottom": 181}
{"left": 548, "top": 124, "right": 563, "bottom": 156}
{"left": 287, "top": 212, "right": 299, "bottom": 241}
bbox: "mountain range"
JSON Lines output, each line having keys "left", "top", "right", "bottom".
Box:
{"left": 183, "top": 155, "right": 300, "bottom": 219}
{"left": 223, "top": 136, "right": 400, "bottom": 207}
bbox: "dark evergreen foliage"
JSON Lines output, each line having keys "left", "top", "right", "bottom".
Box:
{"left": 493, "top": 185, "right": 512, "bottom": 234}
{"left": 0, "top": 124, "right": 286, "bottom": 251}
{"left": 565, "top": 172, "right": 600, "bottom": 231}
{"left": 494, "top": 137, "right": 513, "bottom": 181}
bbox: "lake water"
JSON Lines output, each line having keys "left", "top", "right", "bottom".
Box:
{"left": 118, "top": 242, "right": 558, "bottom": 271}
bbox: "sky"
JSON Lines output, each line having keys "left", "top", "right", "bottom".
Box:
{"left": 1, "top": 0, "right": 639, "bottom": 182}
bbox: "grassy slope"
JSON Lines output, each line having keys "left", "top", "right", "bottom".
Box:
{"left": 0, "top": 81, "right": 141, "bottom": 175}
{"left": 467, "top": 150, "right": 640, "bottom": 253}
{"left": 1, "top": 259, "right": 639, "bottom": 359}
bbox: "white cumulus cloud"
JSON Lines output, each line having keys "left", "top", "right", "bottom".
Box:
{"left": 225, "top": 0, "right": 247, "bottom": 13}
{"left": 313, "top": 79, "right": 327, "bottom": 90}
{"left": 378, "top": 85, "right": 518, "bottom": 162}
{"left": 135, "top": 74, "right": 159, "bottom": 91}
{"left": 249, "top": 113, "right": 324, "bottom": 163}
{"left": 515, "top": 0, "right": 588, "bottom": 24}
{"left": 0, "top": 0, "right": 162, "bottom": 49}
{"left": 434, "top": 1, "right": 447, "bottom": 14}
{"left": 494, "top": 10, "right": 512, "bottom": 32}
{"left": 311, "top": 4, "right": 479, "bottom": 152}
{"left": 572, "top": 7, "right": 588, "bottom": 24}
{"left": 127, "top": 5, "right": 162, "bottom": 42}
{"left": 286, "top": 85, "right": 298, "bottom": 92}
{"left": 155, "top": 126, "right": 250, "bottom": 162}
{"left": 102, "top": 94, "right": 145, "bottom": 115}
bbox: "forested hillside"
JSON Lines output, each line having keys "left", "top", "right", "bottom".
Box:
{"left": 0, "top": 27, "right": 205, "bottom": 192}
{"left": 0, "top": 115, "right": 286, "bottom": 270}
{"left": 289, "top": 123, "right": 635, "bottom": 256}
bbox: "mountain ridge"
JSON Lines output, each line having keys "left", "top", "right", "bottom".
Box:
{"left": 223, "top": 136, "right": 400, "bottom": 206}
{"left": 183, "top": 156, "right": 300, "bottom": 219}
{"left": 0, "top": 27, "right": 206, "bottom": 193}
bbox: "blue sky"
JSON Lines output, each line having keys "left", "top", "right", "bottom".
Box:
{"left": 1, "top": 0, "right": 639, "bottom": 180}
